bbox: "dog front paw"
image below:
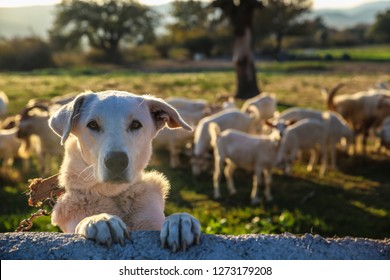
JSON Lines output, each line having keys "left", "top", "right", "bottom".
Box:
{"left": 75, "top": 213, "right": 130, "bottom": 247}
{"left": 160, "top": 213, "right": 201, "bottom": 252}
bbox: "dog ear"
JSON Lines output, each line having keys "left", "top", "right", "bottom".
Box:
{"left": 145, "top": 97, "right": 192, "bottom": 132}
{"left": 49, "top": 94, "right": 86, "bottom": 145}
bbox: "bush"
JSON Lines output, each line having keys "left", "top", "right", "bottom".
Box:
{"left": 340, "top": 53, "right": 351, "bottom": 61}
{"left": 323, "top": 54, "right": 333, "bottom": 61}
{"left": 0, "top": 37, "right": 55, "bottom": 71}
{"left": 168, "top": 47, "right": 190, "bottom": 61}
{"left": 52, "top": 51, "right": 88, "bottom": 68}
{"left": 122, "top": 45, "right": 160, "bottom": 61}
{"left": 85, "top": 49, "right": 123, "bottom": 64}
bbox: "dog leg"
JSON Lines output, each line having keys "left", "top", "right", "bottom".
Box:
{"left": 75, "top": 213, "right": 130, "bottom": 247}
{"left": 160, "top": 213, "right": 201, "bottom": 252}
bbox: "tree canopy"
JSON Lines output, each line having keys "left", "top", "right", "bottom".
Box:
{"left": 166, "top": 0, "right": 214, "bottom": 56}
{"left": 254, "top": 0, "right": 312, "bottom": 55}
{"left": 369, "top": 9, "right": 390, "bottom": 43}
{"left": 50, "top": 0, "right": 158, "bottom": 59}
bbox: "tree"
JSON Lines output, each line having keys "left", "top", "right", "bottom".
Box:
{"left": 369, "top": 9, "right": 390, "bottom": 43}
{"left": 50, "top": 0, "right": 158, "bottom": 60}
{"left": 254, "top": 0, "right": 312, "bottom": 56}
{"left": 212, "top": 0, "right": 263, "bottom": 100}
{"left": 167, "top": 0, "right": 214, "bottom": 57}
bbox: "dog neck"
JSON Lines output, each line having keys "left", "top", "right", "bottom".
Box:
{"left": 59, "top": 136, "right": 138, "bottom": 197}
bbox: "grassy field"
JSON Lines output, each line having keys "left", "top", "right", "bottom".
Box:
{"left": 0, "top": 60, "right": 389, "bottom": 239}
{"left": 290, "top": 45, "right": 390, "bottom": 61}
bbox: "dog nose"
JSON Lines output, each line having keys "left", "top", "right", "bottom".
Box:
{"left": 104, "top": 151, "right": 129, "bottom": 173}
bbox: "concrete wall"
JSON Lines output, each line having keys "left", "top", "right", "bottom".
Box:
{"left": 1, "top": 232, "right": 389, "bottom": 260}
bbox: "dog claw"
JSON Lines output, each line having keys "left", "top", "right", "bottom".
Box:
{"left": 182, "top": 242, "right": 187, "bottom": 252}
{"left": 172, "top": 243, "right": 178, "bottom": 253}
{"left": 105, "top": 240, "right": 112, "bottom": 248}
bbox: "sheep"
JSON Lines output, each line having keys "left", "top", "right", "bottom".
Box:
{"left": 17, "top": 105, "right": 63, "bottom": 175}
{"left": 274, "top": 107, "right": 353, "bottom": 169}
{"left": 1, "top": 115, "right": 20, "bottom": 130}
{"left": 276, "top": 118, "right": 329, "bottom": 176}
{"left": 0, "top": 127, "right": 22, "bottom": 168}
{"left": 0, "top": 91, "right": 9, "bottom": 118}
{"left": 191, "top": 108, "right": 258, "bottom": 176}
{"left": 27, "top": 92, "right": 76, "bottom": 108}
{"left": 166, "top": 97, "right": 209, "bottom": 113}
{"left": 153, "top": 127, "right": 193, "bottom": 168}
{"left": 153, "top": 97, "right": 213, "bottom": 168}
{"left": 208, "top": 122, "right": 280, "bottom": 203}
{"left": 241, "top": 93, "right": 277, "bottom": 133}
{"left": 377, "top": 117, "right": 390, "bottom": 154}
{"left": 323, "top": 84, "right": 390, "bottom": 154}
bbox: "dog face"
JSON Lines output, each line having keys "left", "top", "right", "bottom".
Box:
{"left": 49, "top": 91, "right": 191, "bottom": 184}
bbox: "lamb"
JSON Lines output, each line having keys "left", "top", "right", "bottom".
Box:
{"left": 17, "top": 105, "right": 63, "bottom": 175}
{"left": 26, "top": 93, "right": 76, "bottom": 108}
{"left": 165, "top": 97, "right": 209, "bottom": 113}
{"left": 153, "top": 127, "right": 193, "bottom": 168}
{"left": 0, "top": 91, "right": 9, "bottom": 118}
{"left": 208, "top": 122, "right": 280, "bottom": 203}
{"left": 241, "top": 93, "right": 277, "bottom": 133}
{"left": 274, "top": 107, "right": 353, "bottom": 169}
{"left": 153, "top": 99, "right": 211, "bottom": 168}
{"left": 323, "top": 84, "right": 390, "bottom": 154}
{"left": 377, "top": 117, "right": 390, "bottom": 153}
{"left": 192, "top": 108, "right": 257, "bottom": 176}
{"left": 0, "top": 127, "right": 22, "bottom": 168}
{"left": 276, "top": 118, "right": 329, "bottom": 176}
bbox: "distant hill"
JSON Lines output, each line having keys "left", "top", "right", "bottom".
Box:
{"left": 309, "top": 1, "right": 390, "bottom": 29}
{"left": 0, "top": 1, "right": 389, "bottom": 39}
{"left": 0, "top": 5, "right": 55, "bottom": 38}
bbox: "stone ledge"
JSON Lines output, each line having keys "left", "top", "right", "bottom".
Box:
{"left": 0, "top": 232, "right": 389, "bottom": 260}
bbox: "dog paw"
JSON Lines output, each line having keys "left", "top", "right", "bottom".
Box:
{"left": 75, "top": 213, "right": 130, "bottom": 247}
{"left": 160, "top": 213, "right": 201, "bottom": 252}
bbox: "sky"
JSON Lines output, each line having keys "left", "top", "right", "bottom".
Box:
{"left": 0, "top": 0, "right": 384, "bottom": 9}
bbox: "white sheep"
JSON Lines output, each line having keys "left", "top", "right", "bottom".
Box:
{"left": 377, "top": 117, "right": 390, "bottom": 154}
{"left": 209, "top": 122, "right": 280, "bottom": 203}
{"left": 149, "top": 96, "right": 222, "bottom": 169}
{"left": 0, "top": 127, "right": 22, "bottom": 168}
{"left": 192, "top": 108, "right": 257, "bottom": 175}
{"left": 17, "top": 105, "right": 63, "bottom": 175}
{"left": 276, "top": 118, "right": 329, "bottom": 176}
{"left": 241, "top": 93, "right": 277, "bottom": 133}
{"left": 153, "top": 124, "right": 194, "bottom": 168}
{"left": 166, "top": 96, "right": 209, "bottom": 113}
{"left": 275, "top": 107, "right": 353, "bottom": 169}
{"left": 323, "top": 85, "right": 390, "bottom": 154}
{"left": 0, "top": 91, "right": 9, "bottom": 118}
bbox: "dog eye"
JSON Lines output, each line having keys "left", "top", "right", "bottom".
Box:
{"left": 87, "top": 120, "right": 100, "bottom": 131}
{"left": 129, "top": 120, "right": 142, "bottom": 131}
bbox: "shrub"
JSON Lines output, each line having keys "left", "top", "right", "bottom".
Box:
{"left": 168, "top": 47, "right": 190, "bottom": 61}
{"left": 52, "top": 51, "right": 88, "bottom": 68}
{"left": 122, "top": 45, "right": 160, "bottom": 61}
{"left": 0, "top": 37, "right": 55, "bottom": 71}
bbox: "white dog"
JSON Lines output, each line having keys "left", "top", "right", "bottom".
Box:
{"left": 48, "top": 91, "right": 201, "bottom": 251}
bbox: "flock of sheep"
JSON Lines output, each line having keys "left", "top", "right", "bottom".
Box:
{"left": 0, "top": 83, "right": 389, "bottom": 204}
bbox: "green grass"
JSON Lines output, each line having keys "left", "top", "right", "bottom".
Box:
{"left": 0, "top": 61, "right": 389, "bottom": 239}
{"left": 291, "top": 45, "right": 390, "bottom": 61}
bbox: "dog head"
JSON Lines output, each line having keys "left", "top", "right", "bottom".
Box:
{"left": 49, "top": 91, "right": 191, "bottom": 185}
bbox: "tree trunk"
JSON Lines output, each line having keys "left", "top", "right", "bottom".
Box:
{"left": 275, "top": 33, "right": 283, "bottom": 60}
{"left": 233, "top": 27, "right": 260, "bottom": 99}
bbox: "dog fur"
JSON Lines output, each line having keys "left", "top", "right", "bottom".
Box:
{"left": 49, "top": 91, "right": 201, "bottom": 251}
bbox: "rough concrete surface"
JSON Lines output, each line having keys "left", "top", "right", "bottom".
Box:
{"left": 0, "top": 232, "right": 389, "bottom": 260}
